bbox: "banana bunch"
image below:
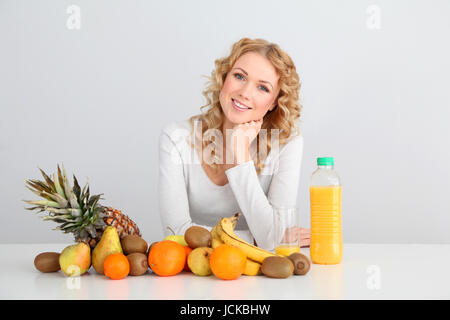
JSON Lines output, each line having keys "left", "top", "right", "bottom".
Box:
{"left": 211, "top": 213, "right": 276, "bottom": 276}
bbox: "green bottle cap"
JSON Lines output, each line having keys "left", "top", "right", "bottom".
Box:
{"left": 317, "top": 157, "right": 334, "bottom": 166}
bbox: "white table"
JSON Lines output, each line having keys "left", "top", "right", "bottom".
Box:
{"left": 1, "top": 243, "right": 449, "bottom": 300}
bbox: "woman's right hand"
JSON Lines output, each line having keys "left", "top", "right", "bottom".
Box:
{"left": 226, "top": 119, "right": 263, "bottom": 165}
{"left": 281, "top": 227, "right": 311, "bottom": 248}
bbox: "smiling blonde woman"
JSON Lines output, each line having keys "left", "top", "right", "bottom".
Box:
{"left": 158, "top": 38, "right": 310, "bottom": 250}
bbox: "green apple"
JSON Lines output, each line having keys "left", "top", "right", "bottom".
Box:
{"left": 164, "top": 227, "right": 188, "bottom": 246}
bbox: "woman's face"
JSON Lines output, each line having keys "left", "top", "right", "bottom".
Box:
{"left": 219, "top": 51, "right": 280, "bottom": 126}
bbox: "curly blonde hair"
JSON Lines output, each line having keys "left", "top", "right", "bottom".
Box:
{"left": 188, "top": 37, "right": 302, "bottom": 175}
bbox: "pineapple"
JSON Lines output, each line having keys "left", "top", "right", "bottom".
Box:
{"left": 23, "top": 164, "right": 142, "bottom": 248}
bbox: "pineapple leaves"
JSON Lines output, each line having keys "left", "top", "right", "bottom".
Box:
{"left": 23, "top": 199, "right": 61, "bottom": 208}
{"left": 41, "top": 214, "right": 73, "bottom": 221}
{"left": 72, "top": 175, "right": 81, "bottom": 198}
{"left": 24, "top": 184, "right": 53, "bottom": 201}
{"left": 26, "top": 179, "right": 53, "bottom": 195}
{"left": 38, "top": 167, "right": 57, "bottom": 193}
{"left": 24, "top": 163, "right": 112, "bottom": 241}
{"left": 53, "top": 173, "right": 66, "bottom": 199}
{"left": 43, "top": 191, "right": 69, "bottom": 207}
{"left": 88, "top": 194, "right": 103, "bottom": 208}
{"left": 79, "top": 184, "right": 89, "bottom": 207}
{"left": 24, "top": 206, "right": 42, "bottom": 211}
{"left": 44, "top": 207, "right": 81, "bottom": 216}
{"left": 57, "top": 165, "right": 65, "bottom": 195}
{"left": 59, "top": 224, "right": 80, "bottom": 234}
{"left": 61, "top": 164, "right": 79, "bottom": 209}
{"left": 85, "top": 225, "right": 97, "bottom": 238}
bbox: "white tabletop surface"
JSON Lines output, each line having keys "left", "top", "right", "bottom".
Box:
{"left": 1, "top": 243, "right": 449, "bottom": 300}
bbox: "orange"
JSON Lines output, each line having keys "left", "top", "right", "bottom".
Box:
{"left": 148, "top": 240, "right": 185, "bottom": 276}
{"left": 209, "top": 244, "right": 247, "bottom": 280}
{"left": 104, "top": 253, "right": 130, "bottom": 280}
{"left": 183, "top": 246, "right": 193, "bottom": 272}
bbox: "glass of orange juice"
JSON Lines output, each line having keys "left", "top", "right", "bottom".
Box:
{"left": 273, "top": 206, "right": 301, "bottom": 256}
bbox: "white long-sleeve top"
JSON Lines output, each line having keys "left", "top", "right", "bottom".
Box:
{"left": 158, "top": 119, "right": 304, "bottom": 251}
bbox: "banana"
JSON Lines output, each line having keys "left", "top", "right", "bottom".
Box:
{"left": 211, "top": 213, "right": 238, "bottom": 248}
{"left": 243, "top": 258, "right": 262, "bottom": 276}
{"left": 212, "top": 215, "right": 260, "bottom": 274}
{"left": 216, "top": 213, "right": 276, "bottom": 263}
{"left": 210, "top": 225, "right": 224, "bottom": 249}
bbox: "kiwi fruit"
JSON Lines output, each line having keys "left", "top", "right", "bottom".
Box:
{"left": 261, "top": 256, "right": 294, "bottom": 279}
{"left": 127, "top": 253, "right": 149, "bottom": 276}
{"left": 121, "top": 235, "right": 148, "bottom": 255}
{"left": 34, "top": 252, "right": 61, "bottom": 273}
{"left": 287, "top": 252, "right": 311, "bottom": 275}
{"left": 184, "top": 226, "right": 212, "bottom": 249}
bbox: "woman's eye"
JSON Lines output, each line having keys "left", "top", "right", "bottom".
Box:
{"left": 234, "top": 73, "right": 269, "bottom": 93}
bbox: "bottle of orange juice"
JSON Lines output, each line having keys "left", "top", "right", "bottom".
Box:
{"left": 310, "top": 157, "right": 342, "bottom": 264}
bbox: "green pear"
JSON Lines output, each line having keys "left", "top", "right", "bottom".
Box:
{"left": 92, "top": 226, "right": 123, "bottom": 274}
{"left": 164, "top": 226, "right": 188, "bottom": 246}
{"left": 59, "top": 242, "right": 91, "bottom": 277}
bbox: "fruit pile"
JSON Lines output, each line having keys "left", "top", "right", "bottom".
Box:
{"left": 35, "top": 227, "right": 149, "bottom": 279}
{"left": 34, "top": 214, "right": 310, "bottom": 280}
{"left": 28, "top": 164, "right": 311, "bottom": 280}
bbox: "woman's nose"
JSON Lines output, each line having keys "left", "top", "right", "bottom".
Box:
{"left": 237, "top": 82, "right": 252, "bottom": 102}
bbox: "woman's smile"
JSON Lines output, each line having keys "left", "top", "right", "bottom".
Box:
{"left": 232, "top": 98, "right": 252, "bottom": 112}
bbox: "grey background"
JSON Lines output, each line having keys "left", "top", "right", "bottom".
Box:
{"left": 1, "top": 0, "right": 449, "bottom": 244}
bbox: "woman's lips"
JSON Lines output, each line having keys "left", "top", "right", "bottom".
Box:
{"left": 232, "top": 99, "right": 251, "bottom": 112}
